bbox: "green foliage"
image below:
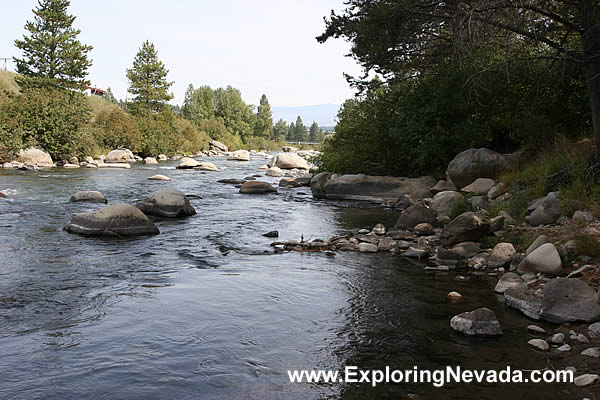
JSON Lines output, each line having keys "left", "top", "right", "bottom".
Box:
{"left": 14, "top": 0, "right": 92, "bottom": 90}
{"left": 0, "top": 87, "right": 91, "bottom": 160}
{"left": 182, "top": 84, "right": 216, "bottom": 123}
{"left": 214, "top": 86, "right": 255, "bottom": 140}
{"left": 287, "top": 122, "right": 295, "bottom": 142}
{"left": 294, "top": 116, "right": 308, "bottom": 142}
{"left": 272, "top": 119, "right": 288, "bottom": 141}
{"left": 448, "top": 201, "right": 469, "bottom": 220}
{"left": 104, "top": 87, "right": 119, "bottom": 105}
{"left": 195, "top": 119, "right": 243, "bottom": 150}
{"left": 126, "top": 40, "right": 173, "bottom": 114}
{"left": 90, "top": 108, "right": 142, "bottom": 152}
{"left": 254, "top": 94, "right": 273, "bottom": 137}
{"left": 309, "top": 121, "right": 325, "bottom": 142}
{"left": 574, "top": 235, "right": 600, "bottom": 257}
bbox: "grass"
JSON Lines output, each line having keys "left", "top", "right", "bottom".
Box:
{"left": 448, "top": 199, "right": 469, "bottom": 219}
{"left": 574, "top": 235, "right": 600, "bottom": 258}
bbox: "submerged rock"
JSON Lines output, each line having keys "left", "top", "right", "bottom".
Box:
{"left": 64, "top": 203, "right": 159, "bottom": 236}
{"left": 69, "top": 191, "right": 107, "bottom": 204}
{"left": 239, "top": 181, "right": 277, "bottom": 194}
{"left": 195, "top": 162, "right": 219, "bottom": 171}
{"left": 136, "top": 188, "right": 196, "bottom": 218}
{"left": 450, "top": 307, "right": 503, "bottom": 336}
{"left": 148, "top": 174, "right": 171, "bottom": 181}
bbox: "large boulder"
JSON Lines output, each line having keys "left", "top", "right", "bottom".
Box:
{"left": 446, "top": 148, "right": 512, "bottom": 188}
{"left": 144, "top": 157, "right": 158, "bottom": 165}
{"left": 64, "top": 203, "right": 159, "bottom": 236}
{"left": 527, "top": 192, "right": 561, "bottom": 226}
{"left": 239, "top": 181, "right": 277, "bottom": 194}
{"left": 442, "top": 212, "right": 491, "bottom": 246}
{"left": 504, "top": 287, "right": 543, "bottom": 320}
{"left": 105, "top": 148, "right": 135, "bottom": 163}
{"left": 266, "top": 166, "right": 284, "bottom": 177}
{"left": 488, "top": 243, "right": 516, "bottom": 268}
{"left": 209, "top": 139, "right": 228, "bottom": 153}
{"left": 69, "top": 191, "right": 107, "bottom": 204}
{"left": 228, "top": 150, "right": 250, "bottom": 161}
{"left": 540, "top": 278, "right": 600, "bottom": 323}
{"left": 273, "top": 153, "right": 309, "bottom": 169}
{"left": 395, "top": 204, "right": 438, "bottom": 229}
{"left": 311, "top": 173, "right": 435, "bottom": 201}
{"left": 431, "top": 191, "right": 465, "bottom": 217}
{"left": 195, "top": 162, "right": 219, "bottom": 171}
{"left": 17, "top": 147, "right": 53, "bottom": 166}
{"left": 136, "top": 189, "right": 196, "bottom": 218}
{"left": 450, "top": 308, "right": 503, "bottom": 336}
{"left": 431, "top": 180, "right": 456, "bottom": 194}
{"left": 176, "top": 157, "right": 200, "bottom": 169}
{"left": 517, "top": 243, "right": 562, "bottom": 276}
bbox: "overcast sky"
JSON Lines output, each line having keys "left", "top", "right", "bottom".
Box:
{"left": 0, "top": 0, "right": 361, "bottom": 108}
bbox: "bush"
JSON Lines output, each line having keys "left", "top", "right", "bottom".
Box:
{"left": 196, "top": 119, "right": 243, "bottom": 150}
{"left": 91, "top": 108, "right": 142, "bottom": 152}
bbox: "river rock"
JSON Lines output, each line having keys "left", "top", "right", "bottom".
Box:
{"left": 395, "top": 204, "right": 438, "bottom": 229}
{"left": 470, "top": 196, "right": 489, "bottom": 211}
{"left": 403, "top": 246, "right": 430, "bottom": 258}
{"left": 527, "top": 325, "right": 546, "bottom": 334}
{"left": 489, "top": 215, "right": 505, "bottom": 233}
{"left": 414, "top": 223, "right": 434, "bottom": 235}
{"left": 504, "top": 287, "right": 543, "bottom": 320}
{"left": 461, "top": 178, "right": 495, "bottom": 194}
{"left": 526, "top": 235, "right": 551, "bottom": 256}
{"left": 64, "top": 203, "right": 159, "bottom": 236}
{"left": 195, "top": 162, "right": 219, "bottom": 171}
{"left": 488, "top": 243, "right": 516, "bottom": 268}
{"left": 279, "top": 177, "right": 301, "bottom": 188}
{"left": 436, "top": 248, "right": 467, "bottom": 267}
{"left": 209, "top": 139, "right": 228, "bottom": 153}
{"left": 551, "top": 333, "right": 565, "bottom": 344}
{"left": 311, "top": 173, "right": 435, "bottom": 201}
{"left": 442, "top": 212, "right": 491, "bottom": 246}
{"left": 358, "top": 243, "right": 378, "bottom": 253}
{"left": 228, "top": 150, "right": 250, "bottom": 161}
{"left": 582, "top": 347, "right": 600, "bottom": 358}
{"left": 488, "top": 182, "right": 507, "bottom": 200}
{"left": 573, "top": 210, "right": 594, "bottom": 224}
{"left": 451, "top": 242, "right": 481, "bottom": 258}
{"left": 239, "top": 181, "right": 277, "bottom": 194}
{"left": 447, "top": 291, "right": 463, "bottom": 301}
{"left": 158, "top": 154, "right": 167, "bottom": 161}
{"left": 371, "top": 223, "right": 386, "bottom": 235}
{"left": 528, "top": 339, "right": 549, "bottom": 351}
{"left": 498, "top": 211, "right": 517, "bottom": 225}
{"left": 273, "top": 153, "right": 309, "bottom": 169}
{"left": 148, "top": 174, "right": 171, "bottom": 181}
{"left": 17, "top": 147, "right": 53, "bottom": 166}
{"left": 136, "top": 188, "right": 196, "bottom": 218}
{"left": 589, "top": 322, "right": 600, "bottom": 338}
{"left": 266, "top": 166, "right": 284, "bottom": 177}
{"left": 63, "top": 163, "right": 80, "bottom": 168}
{"left": 574, "top": 374, "right": 599, "bottom": 387}
{"left": 377, "top": 237, "right": 397, "bottom": 251}
{"left": 176, "top": 157, "right": 200, "bottom": 169}
{"left": 431, "top": 180, "right": 456, "bottom": 194}
{"left": 540, "top": 278, "right": 600, "bottom": 323}
{"left": 450, "top": 308, "right": 503, "bottom": 336}
{"left": 69, "top": 191, "right": 107, "bottom": 204}
{"left": 144, "top": 157, "right": 158, "bottom": 164}
{"left": 98, "top": 162, "right": 131, "bottom": 169}
{"left": 431, "top": 191, "right": 465, "bottom": 217}
{"left": 105, "top": 148, "right": 135, "bottom": 163}
{"left": 494, "top": 272, "right": 527, "bottom": 294}
{"left": 518, "top": 243, "right": 562, "bottom": 276}
{"left": 446, "top": 148, "right": 512, "bottom": 188}
{"left": 527, "top": 192, "right": 561, "bottom": 226}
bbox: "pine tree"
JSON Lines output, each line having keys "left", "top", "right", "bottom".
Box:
{"left": 14, "top": 0, "right": 93, "bottom": 89}
{"left": 287, "top": 122, "right": 296, "bottom": 142}
{"left": 254, "top": 94, "right": 273, "bottom": 137}
{"left": 294, "top": 116, "right": 308, "bottom": 142}
{"left": 273, "top": 119, "right": 288, "bottom": 141}
{"left": 126, "top": 40, "right": 173, "bottom": 114}
{"left": 182, "top": 84, "right": 195, "bottom": 120}
{"left": 309, "top": 121, "right": 320, "bottom": 142}
{"left": 104, "top": 87, "right": 118, "bottom": 105}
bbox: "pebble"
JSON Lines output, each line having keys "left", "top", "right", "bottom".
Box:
{"left": 551, "top": 333, "right": 565, "bottom": 344}
{"left": 528, "top": 339, "right": 549, "bottom": 351}
{"left": 581, "top": 348, "right": 600, "bottom": 358}
{"left": 574, "top": 374, "right": 599, "bottom": 387}
{"left": 527, "top": 325, "right": 546, "bottom": 335}
{"left": 447, "top": 291, "right": 463, "bottom": 301}
{"left": 577, "top": 334, "right": 591, "bottom": 344}
{"left": 557, "top": 344, "right": 571, "bottom": 352}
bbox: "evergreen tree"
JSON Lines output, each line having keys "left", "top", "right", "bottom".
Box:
{"left": 214, "top": 86, "right": 254, "bottom": 140}
{"left": 254, "top": 94, "right": 273, "bottom": 137}
{"left": 309, "top": 121, "right": 320, "bottom": 142}
{"left": 294, "top": 116, "right": 308, "bottom": 142}
{"left": 273, "top": 119, "right": 288, "bottom": 141}
{"left": 183, "top": 85, "right": 216, "bottom": 123}
{"left": 104, "top": 87, "right": 118, "bottom": 105}
{"left": 14, "top": 0, "right": 93, "bottom": 89}
{"left": 287, "top": 122, "right": 296, "bottom": 142}
{"left": 182, "top": 84, "right": 195, "bottom": 120}
{"left": 126, "top": 40, "right": 173, "bottom": 114}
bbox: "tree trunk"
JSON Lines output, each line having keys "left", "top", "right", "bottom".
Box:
{"left": 582, "top": 1, "right": 600, "bottom": 159}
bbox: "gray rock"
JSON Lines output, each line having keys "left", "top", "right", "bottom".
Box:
{"left": 18, "top": 147, "right": 53, "bottom": 166}
{"left": 451, "top": 242, "right": 481, "bottom": 258}
{"left": 489, "top": 215, "right": 505, "bottom": 233}
{"left": 136, "top": 188, "right": 196, "bottom": 218}
{"left": 450, "top": 307, "right": 503, "bottom": 336}
{"left": 462, "top": 178, "right": 495, "bottom": 194}
{"left": 148, "top": 174, "right": 171, "bottom": 181}
{"left": 144, "top": 157, "right": 158, "bottom": 164}
{"left": 176, "top": 157, "right": 200, "bottom": 169}
{"left": 273, "top": 153, "right": 309, "bottom": 169}
{"left": 581, "top": 347, "right": 600, "bottom": 358}
{"left": 447, "top": 291, "right": 463, "bottom": 301}
{"left": 488, "top": 182, "right": 507, "bottom": 200}
{"left": 228, "top": 150, "right": 250, "bottom": 161}
{"left": 446, "top": 148, "right": 512, "bottom": 188}
{"left": 574, "top": 374, "right": 599, "bottom": 387}
{"left": 105, "top": 148, "right": 135, "bottom": 163}
{"left": 470, "top": 196, "right": 490, "bottom": 211}
{"left": 527, "top": 325, "right": 546, "bottom": 334}
{"left": 510, "top": 254, "right": 525, "bottom": 272}
{"left": 431, "top": 191, "right": 465, "bottom": 217}
{"left": 64, "top": 203, "right": 159, "bottom": 237}
{"left": 518, "top": 243, "right": 562, "bottom": 276}
{"left": 589, "top": 322, "right": 600, "bottom": 338}
{"left": 526, "top": 235, "right": 551, "bottom": 255}
{"left": 498, "top": 211, "right": 517, "bottom": 225}
{"left": 395, "top": 204, "right": 438, "bottom": 229}
{"left": 209, "top": 139, "right": 228, "bottom": 153}
{"left": 414, "top": 223, "right": 434, "bottom": 235}
{"left": 404, "top": 246, "right": 430, "bottom": 259}
{"left": 442, "top": 212, "right": 491, "bottom": 246}
{"left": 494, "top": 272, "right": 527, "bottom": 294}
{"left": 557, "top": 344, "right": 571, "bottom": 352}
{"left": 239, "top": 181, "right": 278, "bottom": 194}
{"left": 431, "top": 180, "right": 456, "bottom": 194}
{"left": 358, "top": 243, "right": 378, "bottom": 253}
{"left": 528, "top": 192, "right": 561, "bottom": 226}
{"left": 504, "top": 287, "right": 543, "bottom": 320}
{"left": 310, "top": 172, "right": 435, "bottom": 201}
{"left": 488, "top": 243, "right": 516, "bottom": 268}
{"left": 279, "top": 177, "right": 301, "bottom": 188}
{"left": 69, "top": 190, "right": 107, "bottom": 204}
{"left": 573, "top": 210, "right": 594, "bottom": 224}
{"left": 551, "top": 333, "right": 565, "bottom": 344}
{"left": 372, "top": 223, "right": 386, "bottom": 235}
{"left": 540, "top": 278, "right": 600, "bottom": 323}
{"left": 377, "top": 237, "right": 397, "bottom": 251}
{"left": 577, "top": 334, "right": 591, "bottom": 344}
{"left": 528, "top": 339, "right": 549, "bottom": 351}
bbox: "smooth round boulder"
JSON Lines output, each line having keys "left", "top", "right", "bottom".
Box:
{"left": 69, "top": 191, "right": 107, "bottom": 204}
{"left": 517, "top": 243, "right": 562, "bottom": 276}
{"left": 461, "top": 178, "right": 495, "bottom": 194}
{"left": 239, "top": 181, "right": 277, "bottom": 194}
{"left": 395, "top": 204, "right": 438, "bottom": 229}
{"left": 195, "top": 162, "right": 219, "bottom": 171}
{"left": 266, "top": 166, "right": 284, "bottom": 177}
{"left": 228, "top": 150, "right": 250, "bottom": 161}
{"left": 273, "top": 153, "right": 309, "bottom": 169}
{"left": 431, "top": 191, "right": 465, "bottom": 217}
{"left": 17, "top": 147, "right": 53, "bottom": 166}
{"left": 158, "top": 154, "right": 168, "bottom": 161}
{"left": 450, "top": 307, "right": 503, "bottom": 336}
{"left": 136, "top": 188, "right": 196, "bottom": 218}
{"left": 105, "top": 149, "right": 135, "bottom": 163}
{"left": 442, "top": 212, "right": 491, "bottom": 246}
{"left": 148, "top": 174, "right": 171, "bottom": 181}
{"left": 64, "top": 203, "right": 159, "bottom": 236}
{"left": 540, "top": 278, "right": 600, "bottom": 323}
{"left": 494, "top": 272, "right": 526, "bottom": 294}
{"left": 488, "top": 242, "right": 516, "bottom": 268}
{"left": 144, "top": 157, "right": 158, "bottom": 164}
{"left": 446, "top": 148, "right": 512, "bottom": 188}
{"left": 176, "top": 157, "right": 200, "bottom": 169}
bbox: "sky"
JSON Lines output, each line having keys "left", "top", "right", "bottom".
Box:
{"left": 0, "top": 0, "right": 362, "bottom": 108}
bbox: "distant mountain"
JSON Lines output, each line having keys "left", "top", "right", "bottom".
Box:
{"left": 271, "top": 104, "right": 340, "bottom": 127}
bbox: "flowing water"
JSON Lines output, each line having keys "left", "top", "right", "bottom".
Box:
{"left": 0, "top": 157, "right": 574, "bottom": 399}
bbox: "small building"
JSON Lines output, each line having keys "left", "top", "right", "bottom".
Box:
{"left": 84, "top": 86, "right": 105, "bottom": 97}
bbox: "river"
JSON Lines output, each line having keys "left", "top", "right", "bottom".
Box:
{"left": 0, "top": 156, "right": 573, "bottom": 399}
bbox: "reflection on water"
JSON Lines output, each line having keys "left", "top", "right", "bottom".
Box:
{"left": 0, "top": 158, "right": 575, "bottom": 399}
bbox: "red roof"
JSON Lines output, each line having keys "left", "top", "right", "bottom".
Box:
{"left": 85, "top": 86, "right": 106, "bottom": 94}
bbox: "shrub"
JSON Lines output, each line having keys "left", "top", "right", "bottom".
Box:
{"left": 91, "top": 108, "right": 142, "bottom": 152}
{"left": 574, "top": 235, "right": 600, "bottom": 257}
